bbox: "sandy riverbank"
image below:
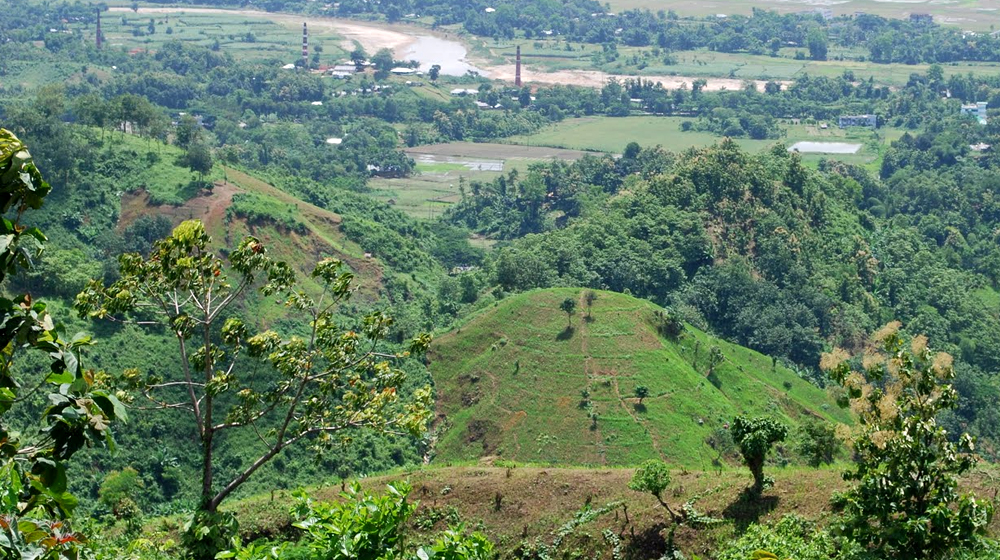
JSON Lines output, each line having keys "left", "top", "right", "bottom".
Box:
{"left": 486, "top": 63, "right": 784, "bottom": 91}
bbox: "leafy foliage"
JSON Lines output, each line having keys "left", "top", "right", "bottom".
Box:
{"left": 824, "top": 325, "right": 994, "bottom": 558}
{"left": 286, "top": 482, "right": 493, "bottom": 560}
{"left": 0, "top": 128, "right": 125, "bottom": 559}
{"left": 628, "top": 459, "right": 680, "bottom": 521}
{"left": 559, "top": 297, "right": 576, "bottom": 327}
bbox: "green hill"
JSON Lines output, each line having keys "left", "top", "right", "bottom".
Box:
{"left": 428, "top": 288, "right": 850, "bottom": 467}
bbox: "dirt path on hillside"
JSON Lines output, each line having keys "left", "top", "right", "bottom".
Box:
{"left": 577, "top": 293, "right": 608, "bottom": 465}
{"left": 578, "top": 293, "right": 667, "bottom": 463}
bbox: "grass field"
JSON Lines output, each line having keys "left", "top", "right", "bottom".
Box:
{"left": 428, "top": 288, "right": 851, "bottom": 468}
{"left": 506, "top": 116, "right": 773, "bottom": 154}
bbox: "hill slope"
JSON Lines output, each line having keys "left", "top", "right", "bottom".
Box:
{"left": 429, "top": 288, "right": 850, "bottom": 468}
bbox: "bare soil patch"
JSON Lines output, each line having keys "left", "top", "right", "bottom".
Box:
{"left": 119, "top": 182, "right": 239, "bottom": 234}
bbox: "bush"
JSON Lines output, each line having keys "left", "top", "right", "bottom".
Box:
{"left": 716, "top": 515, "right": 837, "bottom": 560}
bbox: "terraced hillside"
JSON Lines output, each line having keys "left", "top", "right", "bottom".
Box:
{"left": 429, "top": 289, "right": 850, "bottom": 468}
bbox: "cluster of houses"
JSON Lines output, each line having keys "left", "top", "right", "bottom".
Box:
{"left": 837, "top": 101, "right": 988, "bottom": 129}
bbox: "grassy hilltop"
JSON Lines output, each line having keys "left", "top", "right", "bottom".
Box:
{"left": 429, "top": 288, "right": 850, "bottom": 468}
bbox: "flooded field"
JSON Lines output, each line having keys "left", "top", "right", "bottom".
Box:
{"left": 788, "top": 141, "right": 863, "bottom": 154}
{"left": 410, "top": 153, "right": 504, "bottom": 172}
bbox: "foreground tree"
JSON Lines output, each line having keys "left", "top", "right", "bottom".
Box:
{"left": 76, "top": 220, "right": 432, "bottom": 559}
{"left": 0, "top": 129, "right": 125, "bottom": 559}
{"left": 823, "top": 323, "right": 994, "bottom": 558}
{"left": 730, "top": 415, "right": 787, "bottom": 496}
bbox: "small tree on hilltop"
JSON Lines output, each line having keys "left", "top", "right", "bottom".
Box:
{"left": 730, "top": 415, "right": 787, "bottom": 496}
{"left": 628, "top": 459, "right": 681, "bottom": 523}
{"left": 823, "top": 323, "right": 994, "bottom": 558}
{"left": 560, "top": 297, "right": 576, "bottom": 328}
{"left": 76, "top": 220, "right": 432, "bottom": 560}
{"left": 584, "top": 290, "right": 597, "bottom": 318}
{"left": 634, "top": 385, "right": 649, "bottom": 404}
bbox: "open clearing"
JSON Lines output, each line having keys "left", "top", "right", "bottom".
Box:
{"left": 488, "top": 41, "right": 1000, "bottom": 87}
{"left": 407, "top": 142, "right": 596, "bottom": 160}
{"left": 109, "top": 6, "right": 412, "bottom": 59}
{"left": 429, "top": 288, "right": 850, "bottom": 466}
{"left": 789, "top": 141, "right": 862, "bottom": 154}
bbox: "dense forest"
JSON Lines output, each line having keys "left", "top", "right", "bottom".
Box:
{"left": 3, "top": 0, "right": 1000, "bottom": 559}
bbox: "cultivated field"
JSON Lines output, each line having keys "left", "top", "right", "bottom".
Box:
{"left": 97, "top": 7, "right": 352, "bottom": 63}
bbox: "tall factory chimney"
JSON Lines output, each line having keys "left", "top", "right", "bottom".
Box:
{"left": 302, "top": 22, "right": 309, "bottom": 66}
{"left": 96, "top": 8, "right": 103, "bottom": 49}
{"left": 515, "top": 45, "right": 522, "bottom": 87}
